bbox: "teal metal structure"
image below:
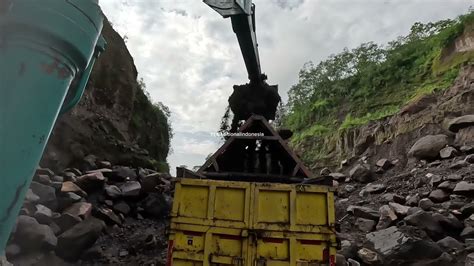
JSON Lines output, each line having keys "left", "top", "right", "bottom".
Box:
{"left": 0, "top": 0, "right": 105, "bottom": 252}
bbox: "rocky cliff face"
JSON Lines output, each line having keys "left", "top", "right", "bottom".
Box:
{"left": 41, "top": 20, "right": 170, "bottom": 172}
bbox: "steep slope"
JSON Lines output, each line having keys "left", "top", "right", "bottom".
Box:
{"left": 40, "top": 20, "right": 171, "bottom": 172}
{"left": 283, "top": 12, "right": 474, "bottom": 171}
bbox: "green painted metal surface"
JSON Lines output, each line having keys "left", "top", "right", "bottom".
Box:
{"left": 0, "top": 0, "right": 105, "bottom": 251}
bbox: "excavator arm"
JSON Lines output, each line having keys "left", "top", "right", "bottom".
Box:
{"left": 204, "top": 0, "right": 262, "bottom": 83}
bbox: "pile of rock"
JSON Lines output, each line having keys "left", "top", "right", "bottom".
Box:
{"left": 5, "top": 155, "right": 173, "bottom": 265}
{"left": 331, "top": 116, "right": 474, "bottom": 265}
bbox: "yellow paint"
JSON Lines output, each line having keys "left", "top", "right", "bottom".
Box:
{"left": 169, "top": 178, "right": 337, "bottom": 265}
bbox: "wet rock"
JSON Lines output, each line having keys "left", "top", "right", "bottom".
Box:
{"left": 449, "top": 160, "right": 469, "bottom": 169}
{"left": 389, "top": 202, "right": 410, "bottom": 217}
{"left": 30, "top": 181, "right": 56, "bottom": 205}
{"left": 357, "top": 248, "right": 380, "bottom": 264}
{"left": 61, "top": 181, "right": 87, "bottom": 197}
{"left": 377, "top": 205, "right": 398, "bottom": 230}
{"left": 142, "top": 193, "right": 169, "bottom": 218}
{"left": 56, "top": 217, "right": 106, "bottom": 261}
{"left": 453, "top": 181, "right": 474, "bottom": 195}
{"left": 428, "top": 189, "right": 449, "bottom": 203}
{"left": 418, "top": 198, "right": 434, "bottom": 211}
{"left": 376, "top": 158, "right": 393, "bottom": 170}
{"left": 329, "top": 172, "right": 346, "bottom": 181}
{"left": 356, "top": 218, "right": 376, "bottom": 232}
{"left": 408, "top": 135, "right": 448, "bottom": 160}
{"left": 349, "top": 164, "right": 373, "bottom": 183}
{"left": 14, "top": 215, "right": 57, "bottom": 251}
{"left": 75, "top": 172, "right": 105, "bottom": 193}
{"left": 404, "top": 210, "right": 444, "bottom": 240}
{"left": 406, "top": 194, "right": 421, "bottom": 207}
{"left": 439, "top": 146, "right": 458, "bottom": 159}
{"left": 93, "top": 206, "right": 121, "bottom": 225}
{"left": 64, "top": 202, "right": 92, "bottom": 219}
{"left": 34, "top": 204, "right": 53, "bottom": 224}
{"left": 24, "top": 189, "right": 40, "bottom": 203}
{"left": 447, "top": 114, "right": 474, "bottom": 132}
{"left": 113, "top": 202, "right": 131, "bottom": 215}
{"left": 120, "top": 181, "right": 141, "bottom": 197}
{"left": 53, "top": 213, "right": 82, "bottom": 234}
{"left": 104, "top": 185, "right": 122, "bottom": 199}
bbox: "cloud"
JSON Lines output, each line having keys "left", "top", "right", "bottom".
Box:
{"left": 100, "top": 0, "right": 471, "bottom": 174}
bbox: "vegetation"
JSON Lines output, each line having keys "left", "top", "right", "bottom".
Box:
{"left": 130, "top": 79, "right": 172, "bottom": 172}
{"left": 282, "top": 11, "right": 474, "bottom": 164}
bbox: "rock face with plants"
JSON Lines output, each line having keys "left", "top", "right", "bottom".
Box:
{"left": 40, "top": 19, "right": 171, "bottom": 173}
{"left": 282, "top": 12, "right": 474, "bottom": 170}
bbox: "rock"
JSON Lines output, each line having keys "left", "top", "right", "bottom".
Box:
{"left": 5, "top": 243, "right": 21, "bottom": 258}
{"left": 120, "top": 181, "right": 141, "bottom": 197}
{"left": 439, "top": 146, "right": 458, "bottom": 159}
{"left": 140, "top": 173, "right": 163, "bottom": 193}
{"left": 461, "top": 227, "right": 474, "bottom": 240}
{"left": 24, "top": 189, "right": 40, "bottom": 203}
{"left": 81, "top": 154, "right": 98, "bottom": 171}
{"left": 433, "top": 213, "right": 463, "bottom": 232}
{"left": 81, "top": 245, "right": 105, "bottom": 261}
{"left": 366, "top": 226, "right": 409, "bottom": 256}
{"left": 142, "top": 193, "right": 169, "bottom": 218}
{"left": 61, "top": 181, "right": 87, "bottom": 197}
{"left": 62, "top": 172, "right": 77, "bottom": 182}
{"left": 97, "top": 161, "right": 112, "bottom": 168}
{"left": 467, "top": 253, "right": 474, "bottom": 266}
{"left": 34, "top": 174, "right": 52, "bottom": 185}
{"left": 381, "top": 193, "right": 394, "bottom": 203}
{"left": 449, "top": 160, "right": 468, "bottom": 169}
{"left": 320, "top": 167, "right": 331, "bottom": 176}
{"left": 14, "top": 215, "right": 57, "bottom": 251}
{"left": 104, "top": 185, "right": 122, "bottom": 199}
{"left": 453, "top": 181, "right": 474, "bottom": 195}
{"left": 349, "top": 164, "right": 373, "bottom": 183}
{"left": 389, "top": 202, "right": 410, "bottom": 217}
{"left": 56, "top": 217, "right": 106, "bottom": 261}
{"left": 347, "top": 258, "right": 360, "bottom": 266}
{"left": 408, "top": 135, "right": 448, "bottom": 160}
{"left": 75, "top": 172, "right": 105, "bottom": 193}
{"left": 377, "top": 205, "right": 398, "bottom": 230}
{"left": 404, "top": 210, "right": 444, "bottom": 240}
{"left": 105, "top": 166, "right": 137, "bottom": 181}
{"left": 113, "top": 202, "right": 131, "bottom": 215}
{"left": 329, "top": 172, "right": 346, "bottom": 181}
{"left": 406, "top": 194, "right": 421, "bottom": 207}
{"left": 64, "top": 202, "right": 92, "bottom": 219}
{"left": 51, "top": 175, "right": 64, "bottom": 182}
{"left": 364, "top": 184, "right": 386, "bottom": 194}
{"left": 344, "top": 185, "right": 356, "bottom": 193}
{"left": 461, "top": 145, "right": 474, "bottom": 154}
{"left": 438, "top": 181, "right": 456, "bottom": 191}
{"left": 429, "top": 189, "right": 450, "bottom": 203}
{"left": 456, "top": 127, "right": 474, "bottom": 147}
{"left": 462, "top": 203, "right": 474, "bottom": 216}
{"left": 357, "top": 248, "right": 380, "bottom": 264}
{"left": 34, "top": 204, "right": 53, "bottom": 224}
{"left": 419, "top": 198, "right": 434, "bottom": 211}
{"left": 356, "top": 218, "right": 376, "bottom": 232}
{"left": 429, "top": 174, "right": 443, "bottom": 187}
{"left": 466, "top": 214, "right": 474, "bottom": 227}
{"left": 30, "top": 181, "right": 56, "bottom": 205}
{"left": 57, "top": 192, "right": 82, "bottom": 210}
{"left": 53, "top": 213, "right": 82, "bottom": 234}
{"left": 0, "top": 256, "right": 12, "bottom": 266}
{"left": 347, "top": 205, "right": 379, "bottom": 221}
{"left": 428, "top": 160, "right": 442, "bottom": 167}
{"left": 447, "top": 114, "right": 474, "bottom": 132}
{"left": 36, "top": 167, "right": 55, "bottom": 177}
{"left": 466, "top": 154, "right": 474, "bottom": 163}
{"left": 376, "top": 158, "right": 393, "bottom": 170}
{"left": 93, "top": 206, "right": 121, "bottom": 225}
{"left": 336, "top": 254, "right": 347, "bottom": 266}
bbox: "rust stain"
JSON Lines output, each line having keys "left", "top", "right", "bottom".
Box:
{"left": 40, "top": 58, "right": 71, "bottom": 80}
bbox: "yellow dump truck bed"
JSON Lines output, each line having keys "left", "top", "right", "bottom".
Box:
{"left": 167, "top": 178, "right": 337, "bottom": 266}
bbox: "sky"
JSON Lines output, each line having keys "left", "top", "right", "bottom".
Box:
{"left": 99, "top": 0, "right": 472, "bottom": 174}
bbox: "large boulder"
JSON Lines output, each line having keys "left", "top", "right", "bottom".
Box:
{"left": 56, "top": 217, "right": 106, "bottom": 261}
{"left": 349, "top": 164, "right": 373, "bottom": 183}
{"left": 404, "top": 210, "right": 444, "bottom": 240}
{"left": 455, "top": 127, "right": 474, "bottom": 147}
{"left": 347, "top": 206, "right": 379, "bottom": 221}
{"left": 29, "top": 181, "right": 56, "bottom": 206}
{"left": 120, "top": 181, "right": 141, "bottom": 197}
{"left": 64, "top": 202, "right": 92, "bottom": 219}
{"left": 141, "top": 193, "right": 169, "bottom": 218}
{"left": 13, "top": 215, "right": 57, "bottom": 251}
{"left": 74, "top": 172, "right": 105, "bottom": 193}
{"left": 377, "top": 205, "right": 398, "bottom": 230}
{"left": 408, "top": 135, "right": 448, "bottom": 160}
{"left": 453, "top": 181, "right": 474, "bottom": 195}
{"left": 53, "top": 213, "right": 82, "bottom": 234}
{"left": 447, "top": 115, "right": 474, "bottom": 132}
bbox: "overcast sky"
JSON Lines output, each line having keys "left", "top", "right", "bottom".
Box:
{"left": 100, "top": 0, "right": 471, "bottom": 174}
